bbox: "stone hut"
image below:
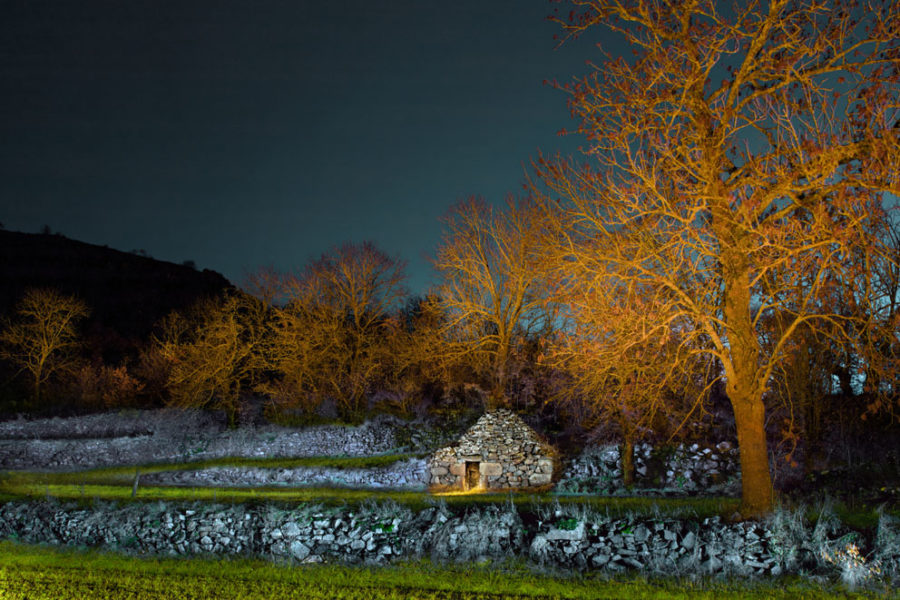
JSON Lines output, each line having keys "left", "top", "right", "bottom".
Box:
{"left": 428, "top": 410, "right": 556, "bottom": 491}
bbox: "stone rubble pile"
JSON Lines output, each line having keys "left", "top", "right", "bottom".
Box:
{"left": 1, "top": 499, "right": 896, "bottom": 584}
{"left": 556, "top": 442, "right": 741, "bottom": 496}
{"left": 429, "top": 410, "right": 555, "bottom": 490}
{"left": 140, "top": 458, "right": 429, "bottom": 489}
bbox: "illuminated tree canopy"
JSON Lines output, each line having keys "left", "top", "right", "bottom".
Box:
{"left": 536, "top": 0, "right": 900, "bottom": 516}
{"left": 434, "top": 197, "right": 557, "bottom": 408}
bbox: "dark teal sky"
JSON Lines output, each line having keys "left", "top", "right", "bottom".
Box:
{"left": 1, "top": 1, "right": 601, "bottom": 293}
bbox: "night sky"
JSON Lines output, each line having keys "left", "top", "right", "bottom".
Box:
{"left": 1, "top": 1, "right": 601, "bottom": 293}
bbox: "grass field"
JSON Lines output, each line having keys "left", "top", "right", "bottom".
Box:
{"left": 0, "top": 455, "right": 744, "bottom": 517}
{"left": 0, "top": 541, "right": 895, "bottom": 600}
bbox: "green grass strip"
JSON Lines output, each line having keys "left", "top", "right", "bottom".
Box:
{"left": 0, "top": 473, "right": 741, "bottom": 516}
{"left": 0, "top": 541, "right": 889, "bottom": 600}
{"left": 0, "top": 480, "right": 430, "bottom": 506}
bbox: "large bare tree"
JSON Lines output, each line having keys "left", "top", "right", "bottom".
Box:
{"left": 257, "top": 242, "right": 408, "bottom": 420}
{"left": 434, "top": 196, "right": 557, "bottom": 408}
{"left": 536, "top": 0, "right": 900, "bottom": 516}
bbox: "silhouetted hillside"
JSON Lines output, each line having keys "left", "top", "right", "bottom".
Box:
{"left": 0, "top": 230, "right": 233, "bottom": 355}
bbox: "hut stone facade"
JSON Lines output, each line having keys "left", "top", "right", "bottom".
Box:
{"left": 428, "top": 410, "right": 556, "bottom": 491}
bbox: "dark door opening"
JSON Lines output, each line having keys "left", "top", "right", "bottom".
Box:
{"left": 464, "top": 461, "right": 480, "bottom": 490}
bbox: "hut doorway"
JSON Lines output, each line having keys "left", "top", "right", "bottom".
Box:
{"left": 464, "top": 461, "right": 480, "bottom": 490}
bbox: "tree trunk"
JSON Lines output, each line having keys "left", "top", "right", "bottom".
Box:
{"left": 836, "top": 367, "right": 854, "bottom": 397}
{"left": 488, "top": 379, "right": 506, "bottom": 410}
{"left": 717, "top": 233, "right": 775, "bottom": 517}
{"left": 490, "top": 340, "right": 510, "bottom": 409}
{"left": 32, "top": 373, "right": 41, "bottom": 406}
{"left": 730, "top": 388, "right": 774, "bottom": 517}
{"left": 621, "top": 435, "right": 635, "bottom": 490}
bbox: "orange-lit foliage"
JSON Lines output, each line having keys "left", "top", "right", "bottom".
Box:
{"left": 0, "top": 288, "right": 89, "bottom": 404}
{"left": 255, "top": 242, "right": 407, "bottom": 422}
{"left": 433, "top": 197, "right": 557, "bottom": 408}
{"left": 378, "top": 295, "right": 450, "bottom": 417}
{"left": 761, "top": 213, "right": 900, "bottom": 471}
{"left": 157, "top": 292, "right": 268, "bottom": 427}
{"left": 548, "top": 279, "right": 711, "bottom": 488}
{"left": 536, "top": 0, "right": 900, "bottom": 516}
{"left": 133, "top": 343, "right": 173, "bottom": 405}
{"left": 73, "top": 363, "right": 144, "bottom": 410}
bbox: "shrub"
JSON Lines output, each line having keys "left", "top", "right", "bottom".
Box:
{"left": 874, "top": 508, "right": 900, "bottom": 584}
{"left": 821, "top": 541, "right": 882, "bottom": 590}
{"left": 74, "top": 364, "right": 144, "bottom": 409}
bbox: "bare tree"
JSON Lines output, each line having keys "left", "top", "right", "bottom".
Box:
{"left": 158, "top": 292, "right": 268, "bottom": 427}
{"left": 256, "top": 242, "right": 407, "bottom": 421}
{"left": 850, "top": 217, "right": 900, "bottom": 407}
{"left": 535, "top": 0, "right": 900, "bottom": 516}
{"left": 548, "top": 277, "right": 711, "bottom": 488}
{"left": 0, "top": 288, "right": 89, "bottom": 404}
{"left": 433, "top": 197, "right": 557, "bottom": 408}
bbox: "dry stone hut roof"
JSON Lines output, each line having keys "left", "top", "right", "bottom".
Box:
{"left": 428, "top": 409, "right": 556, "bottom": 491}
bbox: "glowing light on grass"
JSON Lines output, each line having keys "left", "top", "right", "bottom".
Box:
{"left": 431, "top": 485, "right": 487, "bottom": 497}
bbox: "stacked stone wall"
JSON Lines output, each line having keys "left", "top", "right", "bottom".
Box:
{"left": 428, "top": 410, "right": 555, "bottom": 490}
{"left": 0, "top": 411, "right": 403, "bottom": 470}
{"left": 140, "top": 458, "right": 428, "bottom": 489}
{"left": 556, "top": 442, "right": 741, "bottom": 496}
{"left": 2, "top": 499, "right": 898, "bottom": 585}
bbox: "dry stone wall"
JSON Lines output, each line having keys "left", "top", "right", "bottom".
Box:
{"left": 556, "top": 442, "right": 742, "bottom": 496}
{"left": 140, "top": 458, "right": 428, "bottom": 489}
{"left": 1, "top": 499, "right": 897, "bottom": 586}
{"left": 428, "top": 410, "right": 555, "bottom": 490}
{"left": 0, "top": 411, "right": 403, "bottom": 470}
